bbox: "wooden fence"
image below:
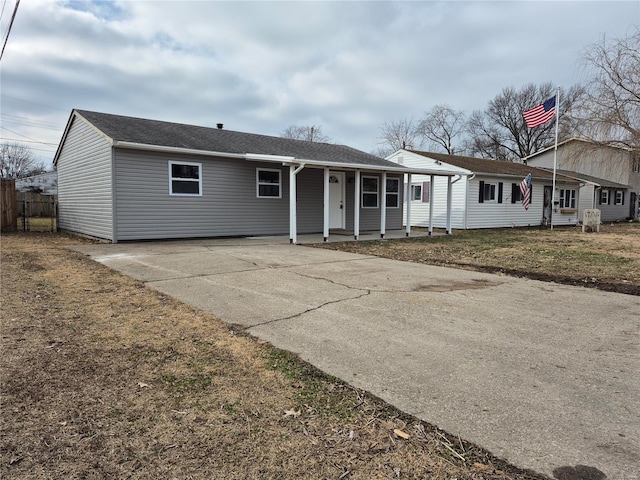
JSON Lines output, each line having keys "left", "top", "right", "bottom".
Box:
{"left": 17, "top": 192, "right": 57, "bottom": 217}
{"left": 1, "top": 179, "right": 17, "bottom": 232}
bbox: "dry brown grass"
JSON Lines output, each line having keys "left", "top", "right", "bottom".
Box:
{"left": 316, "top": 223, "right": 640, "bottom": 296}
{"left": 1, "top": 232, "right": 545, "bottom": 479}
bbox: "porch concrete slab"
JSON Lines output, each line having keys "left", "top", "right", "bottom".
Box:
{"left": 72, "top": 239, "right": 640, "bottom": 480}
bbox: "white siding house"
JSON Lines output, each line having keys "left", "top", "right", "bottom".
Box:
{"left": 524, "top": 138, "right": 639, "bottom": 221}
{"left": 387, "top": 150, "right": 581, "bottom": 229}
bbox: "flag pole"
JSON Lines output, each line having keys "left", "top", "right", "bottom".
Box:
{"left": 550, "top": 87, "right": 560, "bottom": 230}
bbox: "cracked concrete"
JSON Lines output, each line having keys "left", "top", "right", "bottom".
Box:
{"left": 73, "top": 238, "right": 640, "bottom": 480}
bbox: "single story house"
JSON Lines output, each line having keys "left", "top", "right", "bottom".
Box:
{"left": 53, "top": 110, "right": 461, "bottom": 243}
{"left": 386, "top": 149, "right": 581, "bottom": 229}
{"left": 524, "top": 138, "right": 639, "bottom": 221}
{"left": 537, "top": 169, "right": 631, "bottom": 223}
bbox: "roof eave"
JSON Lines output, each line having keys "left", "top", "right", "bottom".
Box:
{"left": 112, "top": 142, "right": 461, "bottom": 175}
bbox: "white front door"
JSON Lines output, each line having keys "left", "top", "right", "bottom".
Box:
{"left": 329, "top": 172, "right": 345, "bottom": 229}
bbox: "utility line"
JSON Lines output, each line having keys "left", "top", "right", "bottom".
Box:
{"left": 0, "top": 136, "right": 58, "bottom": 146}
{"left": 1, "top": 114, "right": 61, "bottom": 130}
{"left": 0, "top": 0, "right": 21, "bottom": 61}
{"left": 1, "top": 93, "right": 67, "bottom": 111}
{"left": 0, "top": 125, "right": 54, "bottom": 145}
{"left": 0, "top": 0, "right": 8, "bottom": 23}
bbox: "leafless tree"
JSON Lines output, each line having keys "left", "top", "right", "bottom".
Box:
{"left": 466, "top": 83, "right": 583, "bottom": 161}
{"left": 0, "top": 142, "right": 45, "bottom": 179}
{"left": 280, "top": 125, "right": 331, "bottom": 143}
{"left": 575, "top": 28, "right": 640, "bottom": 150}
{"left": 375, "top": 117, "right": 423, "bottom": 157}
{"left": 417, "top": 104, "right": 466, "bottom": 154}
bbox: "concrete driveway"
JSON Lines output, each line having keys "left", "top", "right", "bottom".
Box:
{"left": 73, "top": 237, "right": 640, "bottom": 480}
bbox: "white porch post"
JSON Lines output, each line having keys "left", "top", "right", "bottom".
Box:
{"left": 380, "top": 172, "right": 387, "bottom": 238}
{"left": 354, "top": 170, "right": 361, "bottom": 240}
{"left": 289, "top": 164, "right": 305, "bottom": 244}
{"left": 323, "top": 168, "right": 330, "bottom": 242}
{"left": 406, "top": 173, "right": 412, "bottom": 237}
{"left": 428, "top": 174, "right": 435, "bottom": 235}
{"left": 446, "top": 175, "right": 453, "bottom": 234}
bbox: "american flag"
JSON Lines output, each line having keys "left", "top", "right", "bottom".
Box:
{"left": 519, "top": 173, "right": 532, "bottom": 210}
{"left": 523, "top": 96, "right": 556, "bottom": 128}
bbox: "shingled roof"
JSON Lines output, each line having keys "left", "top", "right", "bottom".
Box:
{"left": 73, "top": 110, "right": 396, "bottom": 169}
{"left": 409, "top": 150, "right": 575, "bottom": 182}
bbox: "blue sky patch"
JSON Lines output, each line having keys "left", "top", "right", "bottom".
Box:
{"left": 65, "top": 0, "right": 127, "bottom": 21}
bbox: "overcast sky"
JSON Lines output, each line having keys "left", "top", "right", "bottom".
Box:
{"left": 1, "top": 0, "right": 638, "bottom": 167}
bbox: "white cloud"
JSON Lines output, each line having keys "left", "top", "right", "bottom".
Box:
{"left": 1, "top": 0, "right": 638, "bottom": 163}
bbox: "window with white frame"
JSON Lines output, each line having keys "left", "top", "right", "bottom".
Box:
{"left": 615, "top": 190, "right": 624, "bottom": 205}
{"left": 361, "top": 176, "right": 379, "bottom": 208}
{"left": 386, "top": 178, "right": 400, "bottom": 208}
{"left": 559, "top": 189, "right": 576, "bottom": 208}
{"left": 256, "top": 168, "right": 282, "bottom": 198}
{"left": 411, "top": 184, "right": 422, "bottom": 201}
{"left": 600, "top": 189, "right": 609, "bottom": 205}
{"left": 633, "top": 157, "right": 640, "bottom": 173}
{"left": 169, "top": 161, "right": 202, "bottom": 196}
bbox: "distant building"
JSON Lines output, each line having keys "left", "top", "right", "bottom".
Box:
{"left": 524, "top": 138, "right": 639, "bottom": 221}
{"left": 386, "top": 149, "right": 580, "bottom": 229}
{"left": 15, "top": 171, "right": 58, "bottom": 195}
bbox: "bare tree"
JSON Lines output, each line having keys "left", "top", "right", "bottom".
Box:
{"left": 0, "top": 142, "right": 45, "bottom": 179}
{"left": 417, "top": 104, "right": 466, "bottom": 154}
{"left": 280, "top": 125, "right": 331, "bottom": 143}
{"left": 576, "top": 29, "right": 640, "bottom": 150}
{"left": 466, "top": 83, "right": 583, "bottom": 161}
{"left": 376, "top": 117, "right": 423, "bottom": 157}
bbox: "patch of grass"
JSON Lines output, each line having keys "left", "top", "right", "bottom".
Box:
{"left": 317, "top": 223, "right": 640, "bottom": 295}
{"left": 159, "top": 373, "right": 213, "bottom": 393}
{"left": 266, "top": 348, "right": 359, "bottom": 420}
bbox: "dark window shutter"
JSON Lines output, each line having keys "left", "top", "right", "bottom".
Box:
{"left": 608, "top": 189, "right": 612, "bottom": 204}
{"left": 530, "top": 184, "right": 533, "bottom": 203}
{"left": 622, "top": 191, "right": 625, "bottom": 205}
{"left": 479, "top": 181, "right": 485, "bottom": 203}
{"left": 598, "top": 190, "right": 602, "bottom": 205}
{"left": 422, "top": 181, "right": 430, "bottom": 203}
{"left": 511, "top": 183, "right": 517, "bottom": 203}
{"left": 498, "top": 182, "right": 503, "bottom": 203}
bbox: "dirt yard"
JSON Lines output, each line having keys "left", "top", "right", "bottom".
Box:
{"left": 317, "top": 223, "right": 640, "bottom": 296}
{"left": 1, "top": 232, "right": 551, "bottom": 479}
{"left": 3, "top": 225, "right": 638, "bottom": 479}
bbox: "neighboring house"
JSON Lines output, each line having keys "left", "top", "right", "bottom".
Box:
{"left": 15, "top": 171, "right": 58, "bottom": 195}
{"left": 524, "top": 138, "right": 639, "bottom": 221}
{"left": 53, "top": 110, "right": 461, "bottom": 243}
{"left": 386, "top": 149, "right": 581, "bottom": 229}
{"left": 539, "top": 169, "right": 630, "bottom": 223}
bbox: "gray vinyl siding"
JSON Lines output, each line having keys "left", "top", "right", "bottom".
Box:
{"left": 114, "top": 149, "right": 294, "bottom": 240}
{"left": 596, "top": 188, "right": 629, "bottom": 222}
{"left": 296, "top": 169, "right": 324, "bottom": 233}
{"left": 113, "top": 153, "right": 404, "bottom": 240}
{"left": 343, "top": 172, "right": 403, "bottom": 232}
{"left": 56, "top": 117, "right": 113, "bottom": 240}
